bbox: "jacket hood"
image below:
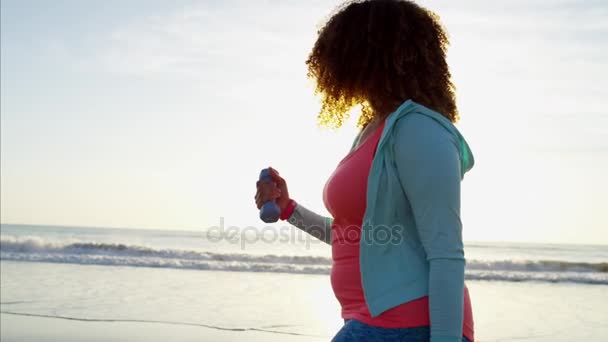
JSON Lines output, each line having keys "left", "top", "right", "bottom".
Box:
{"left": 382, "top": 99, "right": 475, "bottom": 178}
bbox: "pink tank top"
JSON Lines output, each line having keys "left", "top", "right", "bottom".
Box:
{"left": 323, "top": 121, "right": 474, "bottom": 342}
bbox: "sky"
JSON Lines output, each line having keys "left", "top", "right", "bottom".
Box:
{"left": 1, "top": 0, "right": 607, "bottom": 245}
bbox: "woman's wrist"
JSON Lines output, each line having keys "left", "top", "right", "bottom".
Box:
{"left": 280, "top": 199, "right": 297, "bottom": 220}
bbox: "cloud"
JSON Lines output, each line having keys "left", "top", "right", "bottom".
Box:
{"left": 93, "top": 1, "right": 335, "bottom": 80}
{"left": 87, "top": 0, "right": 607, "bottom": 154}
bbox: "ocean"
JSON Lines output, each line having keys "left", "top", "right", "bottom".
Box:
{"left": 1, "top": 223, "right": 607, "bottom": 341}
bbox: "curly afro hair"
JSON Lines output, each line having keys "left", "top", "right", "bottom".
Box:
{"left": 306, "top": 0, "right": 458, "bottom": 128}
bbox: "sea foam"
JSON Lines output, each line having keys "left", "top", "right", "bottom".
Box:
{"left": 1, "top": 235, "right": 606, "bottom": 284}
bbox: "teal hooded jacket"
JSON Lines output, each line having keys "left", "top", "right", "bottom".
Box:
{"left": 358, "top": 99, "right": 475, "bottom": 342}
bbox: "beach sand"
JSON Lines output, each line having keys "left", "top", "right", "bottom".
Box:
{"left": 1, "top": 261, "right": 607, "bottom": 342}
{"left": 0, "top": 313, "right": 328, "bottom": 342}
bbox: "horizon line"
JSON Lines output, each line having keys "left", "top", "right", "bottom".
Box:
{"left": 1, "top": 222, "right": 606, "bottom": 247}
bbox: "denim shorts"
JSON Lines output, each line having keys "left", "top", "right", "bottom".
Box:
{"left": 331, "top": 319, "right": 472, "bottom": 342}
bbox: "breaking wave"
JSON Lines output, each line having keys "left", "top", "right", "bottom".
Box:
{"left": 1, "top": 236, "right": 606, "bottom": 285}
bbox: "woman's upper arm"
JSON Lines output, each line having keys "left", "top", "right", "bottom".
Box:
{"left": 392, "top": 113, "right": 464, "bottom": 260}
{"left": 393, "top": 113, "right": 467, "bottom": 342}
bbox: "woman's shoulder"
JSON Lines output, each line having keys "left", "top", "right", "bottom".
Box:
{"left": 392, "top": 110, "right": 459, "bottom": 147}
{"left": 388, "top": 104, "right": 475, "bottom": 177}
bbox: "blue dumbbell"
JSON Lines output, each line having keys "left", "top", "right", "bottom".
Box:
{"left": 259, "top": 168, "right": 281, "bottom": 223}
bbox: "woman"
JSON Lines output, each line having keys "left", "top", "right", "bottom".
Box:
{"left": 255, "top": 1, "right": 475, "bottom": 341}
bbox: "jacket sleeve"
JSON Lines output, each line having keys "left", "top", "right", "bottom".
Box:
{"left": 393, "top": 113, "right": 465, "bottom": 342}
{"left": 286, "top": 203, "right": 333, "bottom": 245}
